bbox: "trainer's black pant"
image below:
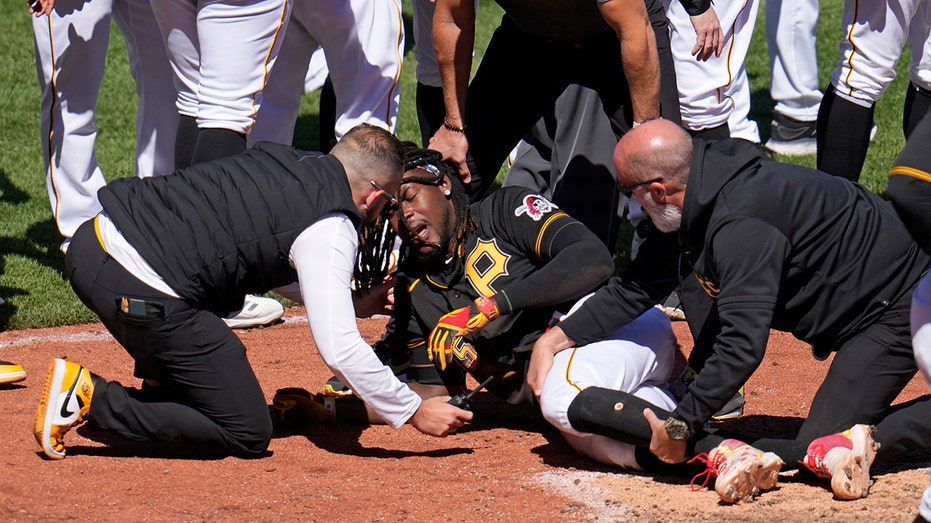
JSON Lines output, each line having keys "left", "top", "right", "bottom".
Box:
{"left": 685, "top": 275, "right": 931, "bottom": 466}
{"left": 65, "top": 219, "right": 272, "bottom": 456}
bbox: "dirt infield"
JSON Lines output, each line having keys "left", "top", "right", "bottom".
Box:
{"left": 1, "top": 308, "right": 928, "bottom": 522}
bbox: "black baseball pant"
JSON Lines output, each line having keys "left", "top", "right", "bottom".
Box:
{"left": 64, "top": 219, "right": 272, "bottom": 456}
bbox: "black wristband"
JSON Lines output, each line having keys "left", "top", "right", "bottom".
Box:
{"left": 442, "top": 119, "right": 467, "bottom": 134}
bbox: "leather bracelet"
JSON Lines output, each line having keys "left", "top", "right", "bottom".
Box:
{"left": 442, "top": 119, "right": 467, "bottom": 134}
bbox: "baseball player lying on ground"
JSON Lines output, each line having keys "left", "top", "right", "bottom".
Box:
{"left": 271, "top": 145, "right": 675, "bottom": 473}
{"left": 271, "top": 146, "right": 875, "bottom": 504}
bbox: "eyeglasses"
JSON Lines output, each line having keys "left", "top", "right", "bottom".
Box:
{"left": 619, "top": 177, "right": 663, "bottom": 198}
{"left": 371, "top": 180, "right": 398, "bottom": 205}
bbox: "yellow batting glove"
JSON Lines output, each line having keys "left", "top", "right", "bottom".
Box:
{"left": 427, "top": 296, "right": 499, "bottom": 371}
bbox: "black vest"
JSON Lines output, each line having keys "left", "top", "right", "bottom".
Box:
{"left": 99, "top": 141, "right": 361, "bottom": 315}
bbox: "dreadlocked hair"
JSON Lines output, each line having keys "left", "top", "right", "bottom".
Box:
{"left": 399, "top": 143, "right": 476, "bottom": 258}
{"left": 354, "top": 203, "right": 398, "bottom": 292}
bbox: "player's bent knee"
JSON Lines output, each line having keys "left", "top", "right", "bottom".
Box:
{"left": 538, "top": 389, "right": 571, "bottom": 431}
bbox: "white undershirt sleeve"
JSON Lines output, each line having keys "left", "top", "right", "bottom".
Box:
{"left": 290, "top": 214, "right": 422, "bottom": 428}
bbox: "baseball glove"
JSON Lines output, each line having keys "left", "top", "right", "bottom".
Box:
{"left": 427, "top": 296, "right": 498, "bottom": 371}
{"left": 272, "top": 387, "right": 336, "bottom": 424}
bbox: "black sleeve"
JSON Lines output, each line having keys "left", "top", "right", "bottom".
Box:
{"left": 672, "top": 220, "right": 787, "bottom": 434}
{"left": 486, "top": 189, "right": 615, "bottom": 315}
{"left": 497, "top": 218, "right": 615, "bottom": 314}
{"left": 557, "top": 227, "right": 680, "bottom": 346}
{"left": 677, "top": 0, "right": 711, "bottom": 16}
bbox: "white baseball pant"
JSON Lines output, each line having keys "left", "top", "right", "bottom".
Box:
{"left": 151, "top": 0, "right": 291, "bottom": 134}
{"left": 33, "top": 0, "right": 177, "bottom": 243}
{"left": 303, "top": 47, "right": 328, "bottom": 94}
{"left": 766, "top": 0, "right": 822, "bottom": 121}
{"left": 663, "top": 0, "right": 761, "bottom": 141}
{"left": 249, "top": 0, "right": 403, "bottom": 145}
{"left": 831, "top": 0, "right": 931, "bottom": 106}
{"left": 540, "top": 305, "right": 678, "bottom": 470}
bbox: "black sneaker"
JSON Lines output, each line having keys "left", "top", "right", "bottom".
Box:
{"left": 765, "top": 113, "right": 817, "bottom": 156}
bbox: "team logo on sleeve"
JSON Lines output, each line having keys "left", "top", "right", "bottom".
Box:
{"left": 694, "top": 273, "right": 721, "bottom": 298}
{"left": 514, "top": 194, "right": 556, "bottom": 221}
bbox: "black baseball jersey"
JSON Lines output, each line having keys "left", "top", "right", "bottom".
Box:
{"left": 380, "top": 187, "right": 614, "bottom": 408}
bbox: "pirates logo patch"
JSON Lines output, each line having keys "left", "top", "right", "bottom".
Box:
{"left": 514, "top": 194, "right": 555, "bottom": 221}
{"left": 694, "top": 273, "right": 721, "bottom": 298}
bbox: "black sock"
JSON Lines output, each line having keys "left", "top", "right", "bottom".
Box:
{"left": 688, "top": 124, "right": 730, "bottom": 141}
{"left": 567, "top": 387, "right": 669, "bottom": 446}
{"left": 816, "top": 84, "right": 875, "bottom": 182}
{"left": 319, "top": 76, "right": 337, "bottom": 153}
{"left": 191, "top": 128, "right": 247, "bottom": 165}
{"left": 416, "top": 82, "right": 445, "bottom": 147}
{"left": 904, "top": 82, "right": 931, "bottom": 139}
{"left": 633, "top": 446, "right": 706, "bottom": 476}
{"left": 175, "top": 115, "right": 199, "bottom": 169}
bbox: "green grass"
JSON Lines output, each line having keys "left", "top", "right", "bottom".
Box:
{"left": 0, "top": 0, "right": 911, "bottom": 330}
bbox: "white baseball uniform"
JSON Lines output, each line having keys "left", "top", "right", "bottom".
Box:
{"left": 412, "top": 0, "right": 442, "bottom": 88}
{"left": 248, "top": 0, "right": 404, "bottom": 146}
{"left": 540, "top": 305, "right": 677, "bottom": 470}
{"left": 922, "top": 482, "right": 931, "bottom": 523}
{"left": 663, "top": 0, "right": 761, "bottom": 141}
{"left": 33, "top": 0, "right": 177, "bottom": 245}
{"left": 912, "top": 271, "right": 931, "bottom": 387}
{"left": 831, "top": 0, "right": 931, "bottom": 106}
{"left": 150, "top": 0, "right": 291, "bottom": 134}
{"left": 766, "top": 0, "right": 822, "bottom": 121}
{"left": 913, "top": 270, "right": 931, "bottom": 523}
{"left": 303, "top": 46, "right": 329, "bottom": 94}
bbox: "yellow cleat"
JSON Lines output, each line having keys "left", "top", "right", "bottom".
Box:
{"left": 34, "top": 359, "right": 97, "bottom": 460}
{"left": 0, "top": 360, "right": 26, "bottom": 385}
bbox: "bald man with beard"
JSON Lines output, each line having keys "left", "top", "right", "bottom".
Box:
{"left": 529, "top": 119, "right": 931, "bottom": 501}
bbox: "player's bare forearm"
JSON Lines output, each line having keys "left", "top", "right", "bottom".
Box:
{"left": 432, "top": 0, "right": 475, "bottom": 181}
{"left": 621, "top": 35, "right": 661, "bottom": 123}
{"left": 433, "top": 0, "right": 474, "bottom": 115}
{"left": 598, "top": 0, "right": 661, "bottom": 122}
